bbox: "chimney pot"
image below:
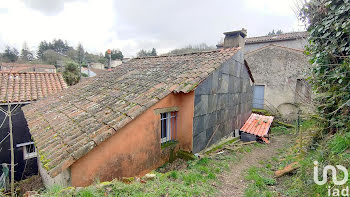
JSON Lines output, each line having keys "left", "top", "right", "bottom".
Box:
{"left": 223, "top": 28, "right": 247, "bottom": 48}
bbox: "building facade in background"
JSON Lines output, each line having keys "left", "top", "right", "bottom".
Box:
{"left": 218, "top": 31, "right": 311, "bottom": 119}
{"left": 0, "top": 63, "right": 56, "bottom": 73}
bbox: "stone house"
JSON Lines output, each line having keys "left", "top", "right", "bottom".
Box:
{"left": 218, "top": 31, "right": 311, "bottom": 117}
{"left": 22, "top": 29, "right": 254, "bottom": 187}
{"left": 89, "top": 63, "right": 105, "bottom": 70}
{"left": 0, "top": 72, "right": 67, "bottom": 181}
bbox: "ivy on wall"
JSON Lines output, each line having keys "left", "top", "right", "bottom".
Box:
{"left": 300, "top": 0, "right": 350, "bottom": 131}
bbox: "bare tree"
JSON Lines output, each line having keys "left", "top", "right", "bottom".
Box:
{"left": 0, "top": 65, "right": 21, "bottom": 196}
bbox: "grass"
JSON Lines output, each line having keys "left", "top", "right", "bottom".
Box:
{"left": 160, "top": 140, "right": 178, "bottom": 149}
{"left": 243, "top": 126, "right": 295, "bottom": 197}
{"left": 252, "top": 108, "right": 274, "bottom": 116}
{"left": 243, "top": 118, "right": 350, "bottom": 197}
{"left": 205, "top": 137, "right": 239, "bottom": 155}
{"left": 41, "top": 139, "right": 266, "bottom": 197}
{"left": 41, "top": 153, "right": 242, "bottom": 197}
{"left": 40, "top": 120, "right": 312, "bottom": 197}
{"left": 271, "top": 125, "right": 291, "bottom": 136}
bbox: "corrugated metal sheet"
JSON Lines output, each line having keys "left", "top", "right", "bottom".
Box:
{"left": 240, "top": 113, "right": 274, "bottom": 137}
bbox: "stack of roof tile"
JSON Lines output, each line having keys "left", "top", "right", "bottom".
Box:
{"left": 240, "top": 113, "right": 274, "bottom": 137}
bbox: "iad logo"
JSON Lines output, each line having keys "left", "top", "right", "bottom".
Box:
{"left": 314, "top": 161, "right": 349, "bottom": 196}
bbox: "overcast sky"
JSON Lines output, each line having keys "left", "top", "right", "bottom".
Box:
{"left": 0, "top": 0, "right": 305, "bottom": 57}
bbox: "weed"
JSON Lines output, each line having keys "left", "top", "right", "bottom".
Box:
{"left": 271, "top": 126, "right": 289, "bottom": 135}
{"left": 76, "top": 188, "right": 97, "bottom": 197}
{"left": 245, "top": 167, "right": 276, "bottom": 190}
{"left": 169, "top": 171, "right": 178, "bottom": 179}
{"left": 328, "top": 132, "right": 350, "bottom": 154}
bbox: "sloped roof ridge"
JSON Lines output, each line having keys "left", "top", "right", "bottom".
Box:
{"left": 0, "top": 72, "right": 59, "bottom": 74}
{"left": 245, "top": 31, "right": 308, "bottom": 44}
{"left": 245, "top": 43, "right": 305, "bottom": 55}
{"left": 246, "top": 31, "right": 307, "bottom": 40}
{"left": 134, "top": 48, "right": 224, "bottom": 59}
{"left": 217, "top": 31, "right": 308, "bottom": 47}
{"left": 1, "top": 63, "right": 55, "bottom": 69}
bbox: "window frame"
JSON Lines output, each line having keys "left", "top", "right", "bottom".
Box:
{"left": 16, "top": 142, "right": 37, "bottom": 160}
{"left": 160, "top": 111, "right": 177, "bottom": 144}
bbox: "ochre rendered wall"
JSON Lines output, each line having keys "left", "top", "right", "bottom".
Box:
{"left": 70, "top": 92, "right": 194, "bottom": 186}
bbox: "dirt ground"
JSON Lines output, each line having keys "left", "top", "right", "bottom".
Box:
{"left": 218, "top": 135, "right": 290, "bottom": 197}
{"left": 157, "top": 158, "right": 188, "bottom": 173}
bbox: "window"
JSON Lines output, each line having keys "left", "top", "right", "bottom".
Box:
{"left": 16, "top": 142, "right": 37, "bottom": 160}
{"left": 253, "top": 85, "right": 265, "bottom": 109}
{"left": 295, "top": 79, "right": 311, "bottom": 103}
{"left": 160, "top": 112, "right": 177, "bottom": 143}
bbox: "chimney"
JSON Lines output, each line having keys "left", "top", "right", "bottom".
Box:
{"left": 223, "top": 28, "right": 247, "bottom": 48}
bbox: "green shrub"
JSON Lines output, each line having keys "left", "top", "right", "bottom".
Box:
{"left": 329, "top": 132, "right": 350, "bottom": 154}
{"left": 169, "top": 171, "right": 178, "bottom": 179}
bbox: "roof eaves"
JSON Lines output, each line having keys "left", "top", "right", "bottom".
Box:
{"left": 217, "top": 32, "right": 308, "bottom": 47}
{"left": 244, "top": 60, "right": 255, "bottom": 83}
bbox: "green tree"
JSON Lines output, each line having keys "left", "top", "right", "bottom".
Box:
{"left": 3, "top": 46, "right": 19, "bottom": 62}
{"left": 77, "top": 43, "right": 85, "bottom": 64}
{"left": 105, "top": 49, "right": 123, "bottom": 60}
{"left": 37, "top": 41, "right": 50, "bottom": 59}
{"left": 98, "top": 53, "right": 107, "bottom": 64}
{"left": 136, "top": 48, "right": 158, "bottom": 57}
{"left": 136, "top": 49, "right": 148, "bottom": 57}
{"left": 166, "top": 43, "right": 214, "bottom": 55}
{"left": 299, "top": 0, "right": 350, "bottom": 131}
{"left": 20, "top": 42, "right": 34, "bottom": 62}
{"left": 150, "top": 48, "right": 157, "bottom": 56}
{"left": 63, "top": 62, "right": 81, "bottom": 86}
{"left": 66, "top": 48, "right": 77, "bottom": 61}
{"left": 42, "top": 49, "right": 61, "bottom": 65}
{"left": 267, "top": 29, "right": 283, "bottom": 36}
{"left": 52, "top": 39, "right": 69, "bottom": 54}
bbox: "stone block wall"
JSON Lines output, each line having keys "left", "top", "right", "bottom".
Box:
{"left": 192, "top": 50, "right": 253, "bottom": 153}
{"left": 245, "top": 45, "right": 311, "bottom": 118}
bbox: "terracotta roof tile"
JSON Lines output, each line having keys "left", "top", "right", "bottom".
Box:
{"left": 217, "top": 31, "right": 308, "bottom": 47}
{"left": 240, "top": 113, "right": 274, "bottom": 137}
{"left": 245, "top": 32, "right": 308, "bottom": 44}
{"left": 0, "top": 72, "right": 67, "bottom": 103}
{"left": 22, "top": 48, "right": 241, "bottom": 177}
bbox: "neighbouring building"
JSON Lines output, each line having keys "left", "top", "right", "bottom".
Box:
{"left": 0, "top": 72, "right": 67, "bottom": 181}
{"left": 0, "top": 63, "right": 56, "bottom": 73}
{"left": 22, "top": 29, "right": 254, "bottom": 187}
{"left": 89, "top": 63, "right": 105, "bottom": 70}
{"left": 218, "top": 31, "right": 311, "bottom": 118}
{"left": 80, "top": 67, "right": 109, "bottom": 83}
{"left": 89, "top": 60, "right": 122, "bottom": 70}
{"left": 111, "top": 59, "right": 122, "bottom": 68}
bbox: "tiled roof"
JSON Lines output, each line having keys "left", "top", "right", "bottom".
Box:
{"left": 245, "top": 32, "right": 308, "bottom": 44}
{"left": 89, "top": 68, "right": 108, "bottom": 75}
{"left": 22, "top": 48, "right": 241, "bottom": 177}
{"left": 217, "top": 32, "right": 308, "bottom": 47}
{"left": 240, "top": 113, "right": 274, "bottom": 137}
{"left": 0, "top": 72, "right": 67, "bottom": 103}
{"left": 1, "top": 63, "right": 56, "bottom": 69}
